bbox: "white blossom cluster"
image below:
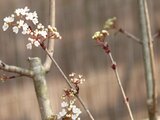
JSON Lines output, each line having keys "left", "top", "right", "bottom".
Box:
{"left": 58, "top": 100, "right": 82, "bottom": 120}
{"left": 2, "top": 6, "right": 61, "bottom": 49}
{"left": 69, "top": 73, "right": 85, "bottom": 84}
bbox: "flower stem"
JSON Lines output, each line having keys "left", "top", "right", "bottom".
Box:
{"left": 43, "top": 47, "right": 95, "bottom": 120}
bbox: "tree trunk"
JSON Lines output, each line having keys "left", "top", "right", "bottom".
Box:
{"left": 137, "top": 0, "right": 157, "bottom": 120}
{"left": 29, "top": 57, "right": 56, "bottom": 120}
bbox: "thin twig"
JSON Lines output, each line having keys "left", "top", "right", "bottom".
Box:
{"left": 94, "top": 39, "right": 134, "bottom": 120}
{"left": 118, "top": 28, "right": 142, "bottom": 44}
{"left": 108, "top": 53, "right": 134, "bottom": 120}
{"left": 43, "top": 48, "right": 95, "bottom": 120}
{"left": 119, "top": 28, "right": 160, "bottom": 44}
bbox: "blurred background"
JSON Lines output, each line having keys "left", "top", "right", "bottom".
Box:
{"left": 0, "top": 0, "right": 160, "bottom": 120}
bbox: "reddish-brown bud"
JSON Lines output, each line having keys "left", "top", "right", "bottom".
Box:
{"left": 111, "top": 63, "right": 116, "bottom": 70}
{"left": 103, "top": 43, "right": 110, "bottom": 54}
{"left": 126, "top": 97, "right": 129, "bottom": 102}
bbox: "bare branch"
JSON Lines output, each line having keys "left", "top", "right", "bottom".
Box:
{"left": 0, "top": 60, "right": 34, "bottom": 77}
{"left": 43, "top": 0, "right": 55, "bottom": 72}
{"left": 118, "top": 28, "right": 160, "bottom": 44}
{"left": 118, "top": 28, "right": 142, "bottom": 44}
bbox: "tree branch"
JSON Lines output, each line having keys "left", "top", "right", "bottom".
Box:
{"left": 118, "top": 28, "right": 142, "bottom": 44}
{"left": 43, "top": 0, "right": 55, "bottom": 72}
{"left": 118, "top": 28, "right": 160, "bottom": 44}
{"left": 0, "top": 60, "right": 34, "bottom": 77}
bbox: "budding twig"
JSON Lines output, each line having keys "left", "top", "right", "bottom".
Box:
{"left": 93, "top": 30, "right": 134, "bottom": 120}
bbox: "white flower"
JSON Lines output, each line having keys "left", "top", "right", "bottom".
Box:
{"left": 61, "top": 101, "right": 68, "bottom": 108}
{"left": 58, "top": 109, "right": 67, "bottom": 118}
{"left": 28, "top": 37, "right": 34, "bottom": 44}
{"left": 26, "top": 13, "right": 34, "bottom": 20}
{"left": 37, "top": 23, "right": 44, "bottom": 29}
{"left": 72, "top": 107, "right": 81, "bottom": 115}
{"left": 22, "top": 23, "right": 29, "bottom": 34}
{"left": 23, "top": 6, "right": 30, "bottom": 14}
{"left": 38, "top": 30, "right": 47, "bottom": 38}
{"left": 54, "top": 32, "right": 61, "bottom": 38}
{"left": 69, "top": 73, "right": 76, "bottom": 77}
{"left": 15, "top": 6, "right": 30, "bottom": 16}
{"left": 15, "top": 9, "right": 21, "bottom": 16}
{"left": 34, "top": 29, "right": 39, "bottom": 36}
{"left": 32, "top": 18, "right": 38, "bottom": 25}
{"left": 25, "top": 11, "right": 38, "bottom": 25}
{"left": 26, "top": 43, "right": 32, "bottom": 49}
{"left": 12, "top": 26, "right": 19, "bottom": 34}
{"left": 72, "top": 114, "right": 78, "bottom": 120}
{"left": 3, "top": 16, "right": 14, "bottom": 23}
{"left": 32, "top": 11, "right": 38, "bottom": 18}
{"left": 22, "top": 30, "right": 29, "bottom": 35}
{"left": 17, "top": 20, "right": 24, "bottom": 28}
{"left": 23, "top": 23, "right": 29, "bottom": 30}
{"left": 78, "top": 75, "right": 83, "bottom": 79}
{"left": 34, "top": 41, "right": 40, "bottom": 47}
{"left": 2, "top": 23, "right": 9, "bottom": 31}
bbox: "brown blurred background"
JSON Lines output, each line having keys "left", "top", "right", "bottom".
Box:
{"left": 0, "top": 0, "right": 160, "bottom": 120}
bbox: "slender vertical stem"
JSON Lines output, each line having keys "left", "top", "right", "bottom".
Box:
{"left": 44, "top": 0, "right": 55, "bottom": 72}
{"left": 138, "top": 0, "right": 157, "bottom": 119}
